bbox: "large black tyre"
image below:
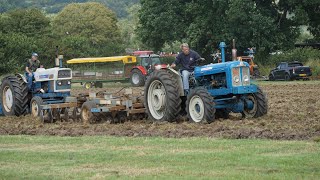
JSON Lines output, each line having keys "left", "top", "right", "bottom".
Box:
{"left": 242, "top": 87, "right": 268, "bottom": 118}
{"left": 80, "top": 101, "right": 97, "bottom": 124}
{"left": 284, "top": 73, "right": 291, "bottom": 81}
{"left": 144, "top": 70, "right": 181, "bottom": 122}
{"left": 130, "top": 69, "right": 145, "bottom": 87}
{"left": 0, "top": 75, "right": 29, "bottom": 116}
{"left": 269, "top": 74, "right": 275, "bottom": 81}
{"left": 30, "top": 96, "right": 43, "bottom": 117}
{"left": 186, "top": 87, "right": 215, "bottom": 123}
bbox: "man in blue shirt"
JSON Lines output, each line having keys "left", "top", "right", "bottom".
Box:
{"left": 171, "top": 43, "right": 201, "bottom": 95}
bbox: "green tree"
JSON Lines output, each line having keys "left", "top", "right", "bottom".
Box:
{"left": 52, "top": 2, "right": 122, "bottom": 58}
{"left": 118, "top": 4, "right": 143, "bottom": 50}
{"left": 0, "top": 8, "right": 50, "bottom": 38}
{"left": 0, "top": 9, "right": 52, "bottom": 74}
{"left": 138, "top": 0, "right": 317, "bottom": 62}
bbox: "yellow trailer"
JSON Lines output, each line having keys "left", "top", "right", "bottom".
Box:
{"left": 67, "top": 56, "right": 137, "bottom": 89}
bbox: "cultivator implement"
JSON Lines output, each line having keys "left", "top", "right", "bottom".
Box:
{"left": 80, "top": 88, "right": 146, "bottom": 124}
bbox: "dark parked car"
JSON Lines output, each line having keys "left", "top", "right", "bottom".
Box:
{"left": 269, "top": 62, "right": 312, "bottom": 81}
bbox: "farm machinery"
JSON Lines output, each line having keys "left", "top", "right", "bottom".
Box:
{"left": 0, "top": 55, "right": 79, "bottom": 122}
{"left": 130, "top": 51, "right": 167, "bottom": 87}
{"left": 0, "top": 53, "right": 146, "bottom": 123}
{"left": 144, "top": 42, "right": 268, "bottom": 123}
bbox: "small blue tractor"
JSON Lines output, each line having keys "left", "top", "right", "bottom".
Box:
{"left": 144, "top": 42, "right": 268, "bottom": 123}
{"left": 0, "top": 54, "right": 79, "bottom": 122}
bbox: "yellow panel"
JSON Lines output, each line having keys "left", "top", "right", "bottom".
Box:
{"left": 67, "top": 56, "right": 137, "bottom": 64}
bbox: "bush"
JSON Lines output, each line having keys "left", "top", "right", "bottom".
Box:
{"left": 267, "top": 47, "right": 320, "bottom": 65}
{"left": 254, "top": 48, "right": 320, "bottom": 77}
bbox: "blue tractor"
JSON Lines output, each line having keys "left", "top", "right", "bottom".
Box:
{"left": 0, "top": 55, "right": 77, "bottom": 122}
{"left": 144, "top": 42, "right": 268, "bottom": 123}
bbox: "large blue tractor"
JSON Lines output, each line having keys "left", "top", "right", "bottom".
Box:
{"left": 144, "top": 42, "right": 268, "bottom": 123}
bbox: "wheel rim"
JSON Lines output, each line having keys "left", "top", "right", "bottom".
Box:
{"left": 188, "top": 95, "right": 205, "bottom": 123}
{"left": 132, "top": 73, "right": 140, "bottom": 85}
{"left": 31, "top": 100, "right": 40, "bottom": 117}
{"left": 243, "top": 95, "right": 258, "bottom": 118}
{"left": 85, "top": 83, "right": 91, "bottom": 89}
{"left": 2, "top": 86, "right": 13, "bottom": 112}
{"left": 147, "top": 80, "right": 166, "bottom": 120}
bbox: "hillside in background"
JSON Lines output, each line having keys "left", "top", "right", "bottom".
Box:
{"left": 0, "top": 0, "right": 139, "bottom": 18}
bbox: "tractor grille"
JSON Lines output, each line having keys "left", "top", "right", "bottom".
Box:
{"left": 232, "top": 67, "right": 250, "bottom": 87}
{"left": 58, "top": 70, "right": 71, "bottom": 78}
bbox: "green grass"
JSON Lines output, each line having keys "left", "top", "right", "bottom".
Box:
{"left": 0, "top": 136, "right": 319, "bottom": 179}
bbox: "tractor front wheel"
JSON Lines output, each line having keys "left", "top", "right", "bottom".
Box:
{"left": 30, "top": 96, "right": 43, "bottom": 118}
{"left": 130, "top": 69, "right": 145, "bottom": 87}
{"left": 80, "top": 101, "right": 97, "bottom": 124}
{"left": 242, "top": 87, "right": 268, "bottom": 118}
{"left": 186, "top": 87, "right": 215, "bottom": 123}
{"left": 144, "top": 70, "right": 181, "bottom": 122}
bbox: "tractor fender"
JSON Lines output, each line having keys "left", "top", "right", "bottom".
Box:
{"left": 167, "top": 68, "right": 184, "bottom": 97}
{"left": 131, "top": 66, "right": 147, "bottom": 75}
{"left": 16, "top": 74, "right": 27, "bottom": 83}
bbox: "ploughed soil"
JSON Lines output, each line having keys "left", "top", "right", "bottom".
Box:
{"left": 0, "top": 82, "right": 320, "bottom": 140}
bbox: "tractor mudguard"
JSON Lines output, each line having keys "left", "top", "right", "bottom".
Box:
{"left": 132, "top": 66, "right": 148, "bottom": 75}
{"left": 167, "top": 68, "right": 184, "bottom": 97}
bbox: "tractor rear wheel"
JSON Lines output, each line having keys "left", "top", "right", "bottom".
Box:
{"left": 30, "top": 96, "right": 43, "bottom": 118}
{"left": 80, "top": 101, "right": 97, "bottom": 124}
{"left": 130, "top": 69, "right": 145, "bottom": 87}
{"left": 186, "top": 87, "right": 215, "bottom": 123}
{"left": 242, "top": 87, "right": 268, "bottom": 118}
{"left": 0, "top": 75, "right": 29, "bottom": 116}
{"left": 144, "top": 70, "right": 181, "bottom": 122}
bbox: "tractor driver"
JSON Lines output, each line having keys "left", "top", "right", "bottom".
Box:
{"left": 171, "top": 43, "right": 201, "bottom": 95}
{"left": 25, "top": 52, "right": 41, "bottom": 90}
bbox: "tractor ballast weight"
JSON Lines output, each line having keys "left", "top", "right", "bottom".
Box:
{"left": 144, "top": 41, "right": 268, "bottom": 123}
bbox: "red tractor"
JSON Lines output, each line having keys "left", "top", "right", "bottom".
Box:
{"left": 130, "top": 51, "right": 167, "bottom": 87}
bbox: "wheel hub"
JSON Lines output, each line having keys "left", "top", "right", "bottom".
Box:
{"left": 147, "top": 80, "right": 166, "bottom": 120}
{"left": 31, "top": 101, "right": 39, "bottom": 117}
{"left": 132, "top": 73, "right": 140, "bottom": 84}
{"left": 189, "top": 95, "right": 204, "bottom": 123}
{"left": 152, "top": 89, "right": 166, "bottom": 111}
{"left": 243, "top": 95, "right": 258, "bottom": 117}
{"left": 3, "top": 86, "right": 13, "bottom": 112}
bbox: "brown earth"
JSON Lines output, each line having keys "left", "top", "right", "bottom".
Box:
{"left": 0, "top": 82, "right": 320, "bottom": 140}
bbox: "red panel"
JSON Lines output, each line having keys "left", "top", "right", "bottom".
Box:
{"left": 132, "top": 66, "right": 148, "bottom": 75}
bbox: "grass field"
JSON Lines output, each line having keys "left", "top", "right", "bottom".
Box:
{"left": 0, "top": 136, "right": 319, "bottom": 179}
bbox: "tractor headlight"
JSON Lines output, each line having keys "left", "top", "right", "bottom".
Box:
{"left": 234, "top": 76, "right": 240, "bottom": 83}
{"left": 242, "top": 67, "right": 250, "bottom": 86}
{"left": 67, "top": 81, "right": 71, "bottom": 85}
{"left": 57, "top": 81, "right": 62, "bottom": 86}
{"left": 232, "top": 67, "right": 241, "bottom": 86}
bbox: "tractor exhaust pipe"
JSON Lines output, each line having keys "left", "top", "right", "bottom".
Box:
{"left": 219, "top": 42, "right": 226, "bottom": 63}
{"left": 55, "top": 46, "right": 63, "bottom": 68}
{"left": 232, "top": 39, "right": 237, "bottom": 61}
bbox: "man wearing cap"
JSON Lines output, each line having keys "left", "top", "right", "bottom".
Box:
{"left": 25, "top": 53, "right": 40, "bottom": 90}
{"left": 171, "top": 43, "right": 202, "bottom": 95}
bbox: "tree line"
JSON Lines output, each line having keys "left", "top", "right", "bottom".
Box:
{"left": 0, "top": 2, "right": 124, "bottom": 74}
{"left": 137, "top": 0, "right": 320, "bottom": 63}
